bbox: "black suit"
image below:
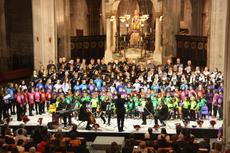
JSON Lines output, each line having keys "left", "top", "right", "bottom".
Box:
{"left": 154, "top": 104, "right": 168, "bottom": 126}
{"left": 115, "top": 96, "right": 126, "bottom": 132}
{"left": 79, "top": 104, "right": 91, "bottom": 129}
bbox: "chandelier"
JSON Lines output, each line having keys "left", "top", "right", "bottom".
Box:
{"left": 119, "top": 14, "right": 131, "bottom": 23}
{"left": 140, "top": 14, "right": 149, "bottom": 22}
{"left": 110, "top": 16, "right": 115, "bottom": 22}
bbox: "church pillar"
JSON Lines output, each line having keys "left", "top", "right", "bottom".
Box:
{"left": 0, "top": 0, "right": 8, "bottom": 71}
{"left": 101, "top": 0, "right": 106, "bottom": 35}
{"left": 154, "top": 17, "right": 162, "bottom": 54}
{"left": 162, "top": 0, "right": 181, "bottom": 61}
{"left": 153, "top": 14, "right": 162, "bottom": 64}
{"left": 209, "top": 0, "right": 227, "bottom": 72}
{"left": 190, "top": 0, "right": 204, "bottom": 35}
{"left": 111, "top": 18, "right": 117, "bottom": 51}
{"left": 32, "top": 0, "right": 57, "bottom": 69}
{"left": 223, "top": 0, "right": 230, "bottom": 149}
{"left": 55, "top": 0, "right": 71, "bottom": 60}
{"left": 104, "top": 17, "right": 113, "bottom": 63}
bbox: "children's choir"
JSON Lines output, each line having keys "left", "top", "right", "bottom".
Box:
{"left": 0, "top": 58, "right": 224, "bottom": 125}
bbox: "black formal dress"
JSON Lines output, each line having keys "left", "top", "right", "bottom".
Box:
{"left": 115, "top": 96, "right": 126, "bottom": 132}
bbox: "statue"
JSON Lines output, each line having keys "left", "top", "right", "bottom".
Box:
{"left": 130, "top": 9, "right": 141, "bottom": 47}
{"left": 131, "top": 10, "right": 141, "bottom": 31}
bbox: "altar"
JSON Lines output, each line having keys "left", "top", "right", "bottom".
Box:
{"left": 104, "top": 1, "right": 163, "bottom": 64}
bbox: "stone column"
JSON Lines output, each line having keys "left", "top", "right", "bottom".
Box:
{"left": 32, "top": 0, "right": 57, "bottom": 69}
{"left": 55, "top": 0, "right": 71, "bottom": 60}
{"left": 162, "top": 0, "right": 181, "bottom": 60}
{"left": 223, "top": 0, "right": 230, "bottom": 149}
{"left": 208, "top": 0, "right": 227, "bottom": 72}
{"left": 0, "top": 0, "right": 8, "bottom": 71}
{"left": 101, "top": 0, "right": 106, "bottom": 35}
{"left": 190, "top": 0, "right": 204, "bottom": 35}
{"left": 155, "top": 17, "right": 161, "bottom": 53}
{"left": 153, "top": 15, "right": 162, "bottom": 64}
{"left": 104, "top": 18, "right": 112, "bottom": 63}
{"left": 111, "top": 18, "right": 117, "bottom": 51}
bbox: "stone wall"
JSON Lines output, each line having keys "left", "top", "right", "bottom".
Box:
{"left": 202, "top": 0, "right": 211, "bottom": 36}
{"left": 5, "top": 0, "right": 33, "bottom": 57}
{"left": 182, "top": 0, "right": 192, "bottom": 34}
{"left": 162, "top": 0, "right": 181, "bottom": 57}
{"left": 56, "top": 0, "right": 71, "bottom": 59}
{"left": 208, "top": 0, "right": 227, "bottom": 72}
{"left": 70, "top": 0, "right": 89, "bottom": 36}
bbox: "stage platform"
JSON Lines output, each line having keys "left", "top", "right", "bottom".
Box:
{"left": 0, "top": 113, "right": 222, "bottom": 141}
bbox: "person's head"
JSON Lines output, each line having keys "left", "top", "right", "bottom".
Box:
{"left": 18, "top": 129, "right": 23, "bottom": 135}
{"left": 29, "top": 147, "right": 36, "bottom": 153}
{"left": 62, "top": 57, "right": 66, "bottom": 63}
{"left": 17, "top": 139, "right": 24, "bottom": 146}
{"left": 41, "top": 88, "right": 45, "bottom": 92}
{"left": 19, "top": 123, "right": 25, "bottom": 129}
{"left": 212, "top": 142, "right": 222, "bottom": 151}
{"left": 82, "top": 58, "right": 86, "bottom": 64}
{"left": 187, "top": 60, "right": 192, "bottom": 66}
{"left": 161, "top": 128, "right": 167, "bottom": 135}
{"left": 72, "top": 124, "right": 78, "bottom": 131}
{"left": 139, "top": 141, "right": 147, "bottom": 149}
{"left": 110, "top": 141, "right": 120, "bottom": 152}
{"left": 5, "top": 128, "right": 12, "bottom": 136}
{"left": 76, "top": 58, "right": 80, "bottom": 63}
{"left": 81, "top": 139, "right": 87, "bottom": 147}
{"left": 82, "top": 102, "right": 86, "bottom": 106}
{"left": 178, "top": 133, "right": 184, "bottom": 141}
{"left": 167, "top": 59, "right": 172, "bottom": 65}
{"left": 176, "top": 58, "right": 181, "bottom": 64}
{"left": 49, "top": 60, "right": 54, "bottom": 64}
{"left": 148, "top": 127, "right": 153, "bottom": 134}
{"left": 59, "top": 57, "right": 63, "bottom": 63}
{"left": 90, "top": 58, "right": 95, "bottom": 65}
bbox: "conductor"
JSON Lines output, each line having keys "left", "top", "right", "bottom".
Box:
{"left": 154, "top": 100, "right": 169, "bottom": 127}
{"left": 79, "top": 102, "right": 92, "bottom": 130}
{"left": 115, "top": 94, "right": 126, "bottom": 132}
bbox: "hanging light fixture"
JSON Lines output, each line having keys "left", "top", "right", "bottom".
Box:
{"left": 140, "top": 0, "right": 149, "bottom": 22}
{"left": 110, "top": 16, "right": 115, "bottom": 22}
{"left": 119, "top": 16, "right": 126, "bottom": 23}
{"left": 124, "top": 14, "right": 131, "bottom": 21}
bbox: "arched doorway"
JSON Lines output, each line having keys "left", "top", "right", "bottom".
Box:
{"left": 113, "top": 0, "right": 154, "bottom": 58}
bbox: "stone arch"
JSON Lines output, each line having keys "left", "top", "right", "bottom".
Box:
{"left": 117, "top": 0, "right": 139, "bottom": 34}
{"left": 111, "top": 0, "right": 121, "bottom": 15}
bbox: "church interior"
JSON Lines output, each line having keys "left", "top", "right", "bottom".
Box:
{"left": 1, "top": 0, "right": 230, "bottom": 152}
